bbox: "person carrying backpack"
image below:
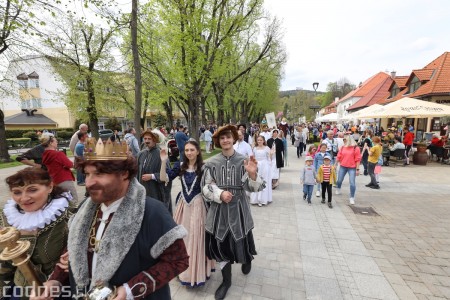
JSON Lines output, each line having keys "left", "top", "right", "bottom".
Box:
{"left": 124, "top": 127, "right": 140, "bottom": 157}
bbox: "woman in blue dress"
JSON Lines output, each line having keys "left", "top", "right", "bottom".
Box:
{"left": 160, "top": 140, "right": 214, "bottom": 287}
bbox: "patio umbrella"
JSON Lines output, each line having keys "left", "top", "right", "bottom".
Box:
{"left": 317, "top": 112, "right": 338, "bottom": 122}
{"left": 352, "top": 104, "right": 383, "bottom": 119}
{"left": 358, "top": 97, "right": 450, "bottom": 118}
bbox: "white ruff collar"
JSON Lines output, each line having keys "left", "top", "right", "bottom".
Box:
{"left": 4, "top": 192, "right": 72, "bottom": 231}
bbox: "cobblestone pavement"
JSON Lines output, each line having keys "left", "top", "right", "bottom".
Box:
{"left": 1, "top": 145, "right": 450, "bottom": 299}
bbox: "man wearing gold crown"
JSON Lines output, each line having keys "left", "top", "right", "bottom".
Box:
{"left": 201, "top": 125, "right": 265, "bottom": 300}
{"left": 32, "top": 138, "right": 189, "bottom": 300}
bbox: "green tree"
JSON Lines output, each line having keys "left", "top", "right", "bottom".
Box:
{"left": 0, "top": 0, "right": 60, "bottom": 162}
{"left": 43, "top": 16, "right": 121, "bottom": 138}
{"left": 136, "top": 0, "right": 285, "bottom": 139}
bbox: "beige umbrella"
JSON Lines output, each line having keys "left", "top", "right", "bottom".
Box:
{"left": 343, "top": 104, "right": 383, "bottom": 120}
{"left": 358, "top": 97, "right": 450, "bottom": 118}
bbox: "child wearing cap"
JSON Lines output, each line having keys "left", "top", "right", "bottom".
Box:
{"left": 313, "top": 143, "right": 328, "bottom": 197}
{"left": 317, "top": 154, "right": 337, "bottom": 208}
{"left": 300, "top": 156, "right": 317, "bottom": 205}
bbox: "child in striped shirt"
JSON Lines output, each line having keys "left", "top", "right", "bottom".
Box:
{"left": 317, "top": 154, "right": 337, "bottom": 208}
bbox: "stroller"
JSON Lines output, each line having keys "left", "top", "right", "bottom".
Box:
{"left": 166, "top": 138, "right": 179, "bottom": 162}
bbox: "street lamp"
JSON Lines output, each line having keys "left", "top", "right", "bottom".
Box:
{"left": 309, "top": 82, "right": 321, "bottom": 118}
{"left": 312, "top": 82, "right": 319, "bottom": 95}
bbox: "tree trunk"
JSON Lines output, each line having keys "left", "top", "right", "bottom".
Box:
{"left": 86, "top": 75, "right": 99, "bottom": 138}
{"left": 187, "top": 94, "right": 200, "bottom": 141}
{"left": 163, "top": 97, "right": 174, "bottom": 130}
{"left": 212, "top": 82, "right": 225, "bottom": 126}
{"left": 131, "top": 0, "right": 143, "bottom": 136}
{"left": 0, "top": 109, "right": 12, "bottom": 162}
{"left": 201, "top": 96, "right": 207, "bottom": 126}
{"left": 141, "top": 96, "right": 148, "bottom": 129}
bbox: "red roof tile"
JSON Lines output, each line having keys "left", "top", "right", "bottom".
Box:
{"left": 411, "top": 69, "right": 435, "bottom": 81}
{"left": 337, "top": 72, "right": 390, "bottom": 104}
{"left": 383, "top": 52, "right": 450, "bottom": 103}
{"left": 347, "top": 77, "right": 393, "bottom": 110}
{"left": 392, "top": 76, "right": 409, "bottom": 88}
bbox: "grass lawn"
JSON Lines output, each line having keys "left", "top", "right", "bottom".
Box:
{"left": 199, "top": 141, "right": 221, "bottom": 160}
{"left": 0, "top": 155, "right": 21, "bottom": 169}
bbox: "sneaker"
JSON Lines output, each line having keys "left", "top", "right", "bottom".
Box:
{"left": 349, "top": 197, "right": 355, "bottom": 205}
{"left": 303, "top": 193, "right": 307, "bottom": 201}
{"left": 365, "top": 183, "right": 373, "bottom": 187}
{"left": 77, "top": 183, "right": 86, "bottom": 186}
{"left": 369, "top": 185, "right": 380, "bottom": 189}
{"left": 335, "top": 188, "right": 341, "bottom": 195}
{"left": 321, "top": 199, "right": 325, "bottom": 204}
{"left": 308, "top": 202, "right": 312, "bottom": 206}
{"left": 328, "top": 202, "right": 333, "bottom": 208}
{"left": 258, "top": 203, "right": 262, "bottom": 207}
{"left": 316, "top": 191, "right": 320, "bottom": 197}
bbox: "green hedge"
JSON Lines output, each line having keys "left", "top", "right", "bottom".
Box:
{"left": 7, "top": 138, "right": 31, "bottom": 148}
{"left": 57, "top": 131, "right": 72, "bottom": 140}
{"left": 23, "top": 131, "right": 39, "bottom": 141}
{"left": 6, "top": 128, "right": 74, "bottom": 139}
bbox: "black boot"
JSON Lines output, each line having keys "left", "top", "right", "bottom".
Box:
{"left": 241, "top": 261, "right": 252, "bottom": 275}
{"left": 215, "top": 263, "right": 232, "bottom": 300}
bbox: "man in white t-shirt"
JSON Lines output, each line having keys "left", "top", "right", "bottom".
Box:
{"left": 234, "top": 130, "right": 253, "bottom": 157}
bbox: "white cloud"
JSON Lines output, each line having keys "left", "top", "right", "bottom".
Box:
{"left": 264, "top": 0, "right": 450, "bottom": 91}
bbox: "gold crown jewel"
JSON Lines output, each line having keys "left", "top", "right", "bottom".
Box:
{"left": 84, "top": 137, "right": 129, "bottom": 160}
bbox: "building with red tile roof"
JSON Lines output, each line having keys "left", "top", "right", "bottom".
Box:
{"left": 334, "top": 72, "right": 391, "bottom": 120}
{"left": 380, "top": 51, "right": 450, "bottom": 135}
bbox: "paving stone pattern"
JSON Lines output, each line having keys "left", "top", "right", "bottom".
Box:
{"left": 1, "top": 143, "right": 450, "bottom": 299}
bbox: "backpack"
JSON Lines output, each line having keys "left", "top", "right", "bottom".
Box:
{"left": 125, "top": 135, "right": 138, "bottom": 156}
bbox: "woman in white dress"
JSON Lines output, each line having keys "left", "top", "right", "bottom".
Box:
{"left": 250, "top": 136, "right": 273, "bottom": 206}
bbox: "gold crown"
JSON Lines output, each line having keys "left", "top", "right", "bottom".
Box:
{"left": 84, "top": 137, "right": 129, "bottom": 160}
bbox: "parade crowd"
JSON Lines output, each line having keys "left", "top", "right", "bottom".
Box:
{"left": 2, "top": 117, "right": 446, "bottom": 300}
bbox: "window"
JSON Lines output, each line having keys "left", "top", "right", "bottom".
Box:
{"left": 31, "top": 98, "right": 42, "bottom": 108}
{"left": 28, "top": 72, "right": 39, "bottom": 88}
{"left": 18, "top": 80, "right": 28, "bottom": 88}
{"left": 390, "top": 84, "right": 400, "bottom": 98}
{"left": 408, "top": 77, "right": 421, "bottom": 94}
{"left": 21, "top": 100, "right": 30, "bottom": 109}
{"left": 21, "top": 98, "right": 42, "bottom": 109}
{"left": 29, "top": 78, "right": 40, "bottom": 88}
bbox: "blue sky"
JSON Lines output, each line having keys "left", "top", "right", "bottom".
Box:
{"left": 264, "top": 0, "right": 450, "bottom": 92}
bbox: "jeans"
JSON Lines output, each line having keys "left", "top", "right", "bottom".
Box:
{"left": 303, "top": 184, "right": 314, "bottom": 202}
{"left": 368, "top": 162, "right": 378, "bottom": 186}
{"left": 362, "top": 151, "right": 369, "bottom": 174}
{"left": 336, "top": 166, "right": 356, "bottom": 198}
{"left": 297, "top": 143, "right": 304, "bottom": 157}
{"left": 76, "top": 169, "right": 85, "bottom": 184}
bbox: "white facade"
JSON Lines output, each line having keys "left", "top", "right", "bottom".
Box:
{"left": 336, "top": 96, "right": 360, "bottom": 122}
{"left": 0, "top": 55, "right": 74, "bottom": 127}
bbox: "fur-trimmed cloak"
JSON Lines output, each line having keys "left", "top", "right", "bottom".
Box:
{"left": 67, "top": 178, "right": 186, "bottom": 300}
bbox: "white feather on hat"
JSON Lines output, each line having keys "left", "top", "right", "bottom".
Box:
{"left": 152, "top": 129, "right": 167, "bottom": 145}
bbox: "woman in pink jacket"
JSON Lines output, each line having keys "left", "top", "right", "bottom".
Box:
{"left": 334, "top": 135, "right": 361, "bottom": 205}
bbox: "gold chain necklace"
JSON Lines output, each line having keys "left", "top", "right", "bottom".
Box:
{"left": 88, "top": 206, "right": 101, "bottom": 253}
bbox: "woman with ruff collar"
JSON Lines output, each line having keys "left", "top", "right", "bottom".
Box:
{"left": 1, "top": 167, "right": 76, "bottom": 299}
